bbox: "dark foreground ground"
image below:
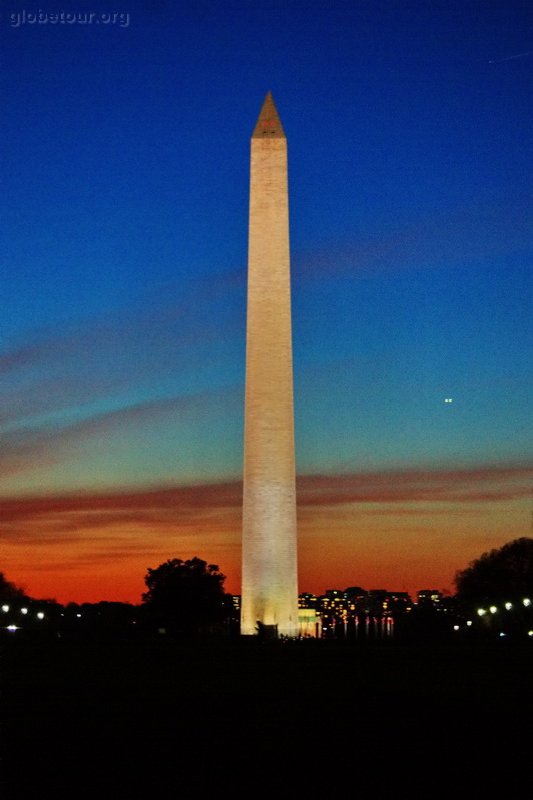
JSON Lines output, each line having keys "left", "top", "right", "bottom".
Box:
{"left": 2, "top": 637, "right": 532, "bottom": 797}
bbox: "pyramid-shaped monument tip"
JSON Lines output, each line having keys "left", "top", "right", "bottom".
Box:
{"left": 252, "top": 91, "right": 285, "bottom": 139}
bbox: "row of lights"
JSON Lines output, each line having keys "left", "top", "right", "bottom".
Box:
{"left": 3, "top": 605, "right": 88, "bottom": 633}
{"left": 452, "top": 598, "right": 533, "bottom": 638}
{"left": 452, "top": 598, "right": 533, "bottom": 637}
{"left": 3, "top": 604, "right": 46, "bottom": 632}
{"left": 2, "top": 604, "right": 45, "bottom": 619}
{"left": 477, "top": 598, "right": 531, "bottom": 616}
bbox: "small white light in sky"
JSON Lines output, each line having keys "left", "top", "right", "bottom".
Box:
{"left": 444, "top": 398, "right": 453, "bottom": 404}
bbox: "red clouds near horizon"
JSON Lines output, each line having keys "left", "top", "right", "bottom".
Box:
{"left": 2, "top": 462, "right": 531, "bottom": 604}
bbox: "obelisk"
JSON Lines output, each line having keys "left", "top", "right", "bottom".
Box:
{"left": 241, "top": 92, "right": 299, "bottom": 637}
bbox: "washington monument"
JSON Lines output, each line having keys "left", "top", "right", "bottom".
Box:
{"left": 240, "top": 92, "right": 299, "bottom": 637}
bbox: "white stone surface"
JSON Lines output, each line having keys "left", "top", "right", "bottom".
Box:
{"left": 241, "top": 94, "right": 299, "bottom": 637}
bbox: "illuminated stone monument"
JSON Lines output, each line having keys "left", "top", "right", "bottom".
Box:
{"left": 240, "top": 92, "right": 299, "bottom": 637}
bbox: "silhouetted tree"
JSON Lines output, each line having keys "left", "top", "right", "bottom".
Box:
{"left": 142, "top": 557, "right": 230, "bottom": 636}
{"left": 0, "top": 571, "right": 27, "bottom": 602}
{"left": 455, "top": 538, "right": 533, "bottom": 606}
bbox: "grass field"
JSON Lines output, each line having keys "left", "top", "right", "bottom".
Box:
{"left": 2, "top": 637, "right": 531, "bottom": 796}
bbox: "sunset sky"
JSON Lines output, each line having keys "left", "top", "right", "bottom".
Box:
{"left": 1, "top": 0, "right": 532, "bottom": 603}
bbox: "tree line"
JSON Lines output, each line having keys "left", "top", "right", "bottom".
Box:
{"left": 2, "top": 538, "right": 533, "bottom": 637}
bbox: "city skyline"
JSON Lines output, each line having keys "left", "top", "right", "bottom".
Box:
{"left": 1, "top": 1, "right": 532, "bottom": 604}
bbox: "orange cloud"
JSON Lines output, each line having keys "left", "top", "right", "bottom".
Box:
{"left": 297, "top": 464, "right": 533, "bottom": 505}
{"left": 2, "top": 462, "right": 530, "bottom": 603}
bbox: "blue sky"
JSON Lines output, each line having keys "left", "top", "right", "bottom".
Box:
{"left": 1, "top": 0, "right": 531, "bottom": 600}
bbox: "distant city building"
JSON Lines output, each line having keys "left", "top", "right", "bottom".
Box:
{"left": 383, "top": 592, "right": 413, "bottom": 613}
{"left": 296, "top": 586, "right": 414, "bottom": 639}
{"left": 298, "top": 608, "right": 320, "bottom": 637}
{"left": 417, "top": 589, "right": 443, "bottom": 607}
{"left": 298, "top": 593, "right": 317, "bottom": 609}
{"left": 344, "top": 586, "right": 367, "bottom": 601}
